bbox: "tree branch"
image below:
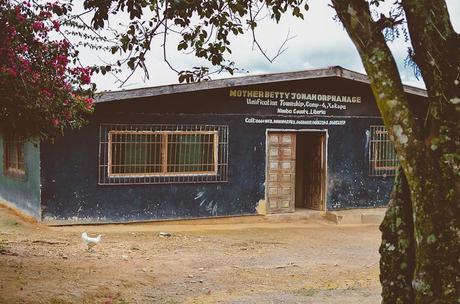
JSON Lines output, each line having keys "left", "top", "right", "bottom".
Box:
{"left": 248, "top": 2, "right": 295, "bottom": 63}
{"left": 401, "top": 0, "right": 460, "bottom": 105}
{"left": 331, "top": 0, "right": 422, "bottom": 174}
{"left": 374, "top": 14, "right": 404, "bottom": 33}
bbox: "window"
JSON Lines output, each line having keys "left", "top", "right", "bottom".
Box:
{"left": 3, "top": 135, "right": 25, "bottom": 178}
{"left": 369, "top": 125, "right": 399, "bottom": 177}
{"left": 99, "top": 124, "right": 228, "bottom": 184}
{"left": 108, "top": 131, "right": 218, "bottom": 176}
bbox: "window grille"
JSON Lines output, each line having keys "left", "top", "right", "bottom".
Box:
{"left": 369, "top": 125, "right": 399, "bottom": 177}
{"left": 3, "top": 135, "right": 25, "bottom": 178}
{"left": 99, "top": 124, "right": 228, "bottom": 184}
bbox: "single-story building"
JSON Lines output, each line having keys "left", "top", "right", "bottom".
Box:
{"left": 0, "top": 66, "right": 427, "bottom": 224}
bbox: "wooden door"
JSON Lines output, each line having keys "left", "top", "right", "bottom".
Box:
{"left": 266, "top": 132, "right": 296, "bottom": 213}
{"left": 305, "top": 134, "right": 326, "bottom": 210}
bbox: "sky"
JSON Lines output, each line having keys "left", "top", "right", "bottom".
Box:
{"left": 84, "top": 0, "right": 460, "bottom": 92}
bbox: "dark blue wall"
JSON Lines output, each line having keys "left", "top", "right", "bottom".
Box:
{"left": 41, "top": 115, "right": 266, "bottom": 223}
{"left": 326, "top": 119, "right": 392, "bottom": 208}
{"left": 40, "top": 77, "right": 426, "bottom": 223}
{"left": 40, "top": 116, "right": 390, "bottom": 223}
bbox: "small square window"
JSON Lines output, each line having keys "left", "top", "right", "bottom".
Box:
{"left": 369, "top": 126, "right": 399, "bottom": 177}
{"left": 3, "top": 135, "right": 26, "bottom": 179}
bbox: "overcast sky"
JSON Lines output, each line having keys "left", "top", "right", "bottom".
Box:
{"left": 86, "top": 0, "right": 460, "bottom": 92}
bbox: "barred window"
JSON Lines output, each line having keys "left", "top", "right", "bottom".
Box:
{"left": 3, "top": 135, "right": 25, "bottom": 178}
{"left": 99, "top": 124, "right": 228, "bottom": 184}
{"left": 369, "top": 125, "right": 399, "bottom": 177}
{"left": 108, "top": 131, "right": 217, "bottom": 176}
{"left": 167, "top": 133, "right": 217, "bottom": 173}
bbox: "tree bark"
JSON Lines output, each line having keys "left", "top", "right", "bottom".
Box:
{"left": 331, "top": 0, "right": 460, "bottom": 303}
{"left": 399, "top": 2, "right": 460, "bottom": 302}
{"left": 379, "top": 168, "right": 415, "bottom": 304}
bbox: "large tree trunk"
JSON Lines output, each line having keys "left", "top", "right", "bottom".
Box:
{"left": 331, "top": 1, "right": 460, "bottom": 303}
{"left": 397, "top": 3, "right": 460, "bottom": 302}
{"left": 379, "top": 168, "right": 415, "bottom": 303}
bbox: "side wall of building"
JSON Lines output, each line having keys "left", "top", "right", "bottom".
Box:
{"left": 0, "top": 135, "right": 41, "bottom": 219}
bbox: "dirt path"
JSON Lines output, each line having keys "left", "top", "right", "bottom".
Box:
{"left": 0, "top": 205, "right": 382, "bottom": 303}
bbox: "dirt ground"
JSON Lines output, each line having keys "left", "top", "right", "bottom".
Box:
{"left": 0, "top": 205, "right": 382, "bottom": 304}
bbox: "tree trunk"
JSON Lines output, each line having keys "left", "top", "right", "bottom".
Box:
{"left": 397, "top": 3, "right": 460, "bottom": 302}
{"left": 379, "top": 168, "right": 415, "bottom": 303}
{"left": 331, "top": 1, "right": 460, "bottom": 303}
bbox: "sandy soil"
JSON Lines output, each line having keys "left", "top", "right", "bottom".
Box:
{"left": 0, "top": 205, "right": 382, "bottom": 304}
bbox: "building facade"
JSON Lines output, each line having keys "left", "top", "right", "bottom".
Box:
{"left": 0, "top": 67, "right": 427, "bottom": 224}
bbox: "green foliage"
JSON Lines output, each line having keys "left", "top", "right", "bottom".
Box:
{"left": 82, "top": 0, "right": 309, "bottom": 82}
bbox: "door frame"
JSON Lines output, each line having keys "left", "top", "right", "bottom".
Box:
{"left": 265, "top": 128, "right": 328, "bottom": 212}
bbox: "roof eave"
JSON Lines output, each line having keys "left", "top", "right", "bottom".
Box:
{"left": 95, "top": 66, "right": 427, "bottom": 103}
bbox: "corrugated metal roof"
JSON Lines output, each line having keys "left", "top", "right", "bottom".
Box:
{"left": 95, "top": 66, "right": 427, "bottom": 103}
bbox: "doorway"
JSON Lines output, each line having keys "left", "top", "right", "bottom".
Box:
{"left": 295, "top": 132, "right": 326, "bottom": 210}
{"left": 266, "top": 130, "right": 327, "bottom": 214}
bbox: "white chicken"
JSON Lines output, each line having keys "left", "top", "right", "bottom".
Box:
{"left": 81, "top": 232, "right": 102, "bottom": 251}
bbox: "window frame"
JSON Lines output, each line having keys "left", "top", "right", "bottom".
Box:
{"left": 3, "top": 135, "right": 26, "bottom": 179}
{"left": 107, "top": 130, "right": 219, "bottom": 178}
{"left": 368, "top": 125, "right": 399, "bottom": 177}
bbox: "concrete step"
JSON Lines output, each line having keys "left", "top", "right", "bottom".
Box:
{"left": 325, "top": 208, "right": 386, "bottom": 224}
{"left": 264, "top": 210, "right": 325, "bottom": 222}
